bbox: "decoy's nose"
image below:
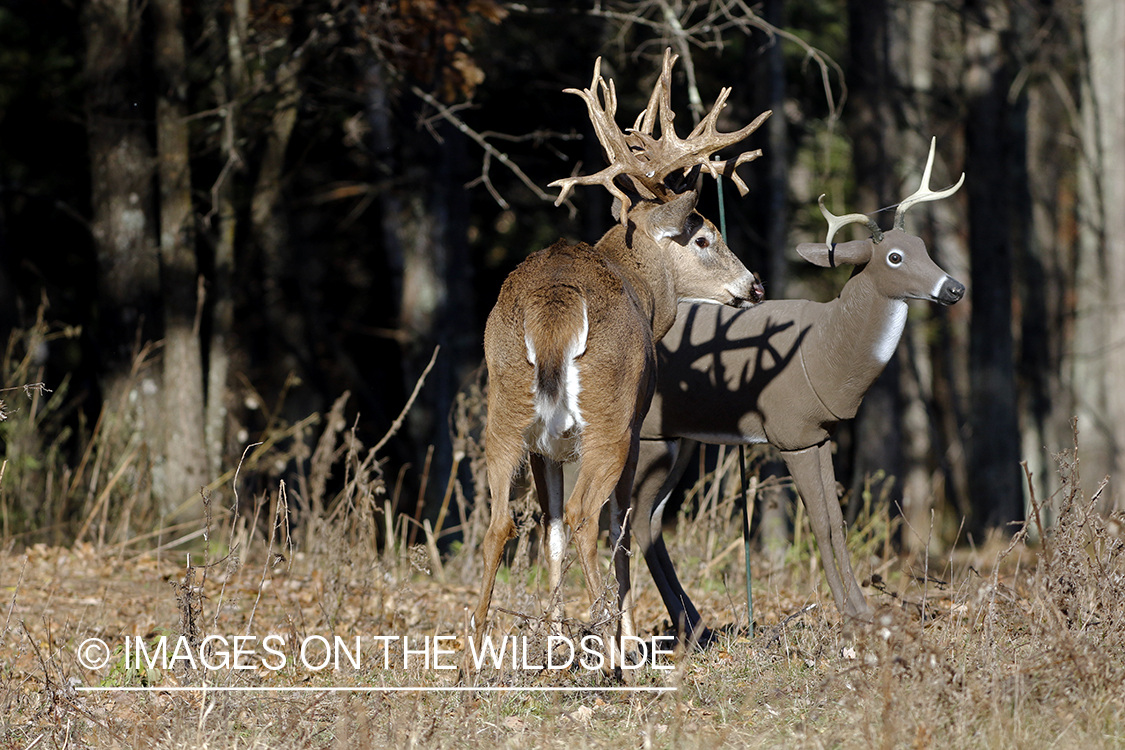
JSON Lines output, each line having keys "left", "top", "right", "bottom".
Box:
{"left": 939, "top": 278, "right": 965, "bottom": 305}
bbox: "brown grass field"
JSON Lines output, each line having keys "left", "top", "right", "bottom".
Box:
{"left": 2, "top": 366, "right": 1125, "bottom": 748}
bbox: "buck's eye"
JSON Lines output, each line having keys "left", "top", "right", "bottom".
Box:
{"left": 888, "top": 250, "right": 903, "bottom": 266}
{"left": 695, "top": 236, "right": 710, "bottom": 249}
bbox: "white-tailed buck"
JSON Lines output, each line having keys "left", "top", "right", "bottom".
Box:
{"left": 473, "top": 50, "right": 769, "bottom": 648}
{"left": 635, "top": 138, "right": 965, "bottom": 638}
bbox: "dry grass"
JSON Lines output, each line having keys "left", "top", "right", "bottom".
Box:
{"left": 3, "top": 353, "right": 1125, "bottom": 748}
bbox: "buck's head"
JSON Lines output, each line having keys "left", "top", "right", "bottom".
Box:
{"left": 550, "top": 49, "right": 769, "bottom": 310}
{"left": 796, "top": 138, "right": 965, "bottom": 306}
{"left": 619, "top": 177, "right": 764, "bottom": 308}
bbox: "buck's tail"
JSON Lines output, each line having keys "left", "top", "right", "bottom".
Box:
{"left": 524, "top": 288, "right": 588, "bottom": 436}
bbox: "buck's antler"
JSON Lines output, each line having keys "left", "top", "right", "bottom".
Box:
{"left": 628, "top": 49, "right": 771, "bottom": 199}
{"left": 550, "top": 49, "right": 771, "bottom": 222}
{"left": 548, "top": 56, "right": 643, "bottom": 213}
{"left": 818, "top": 194, "right": 883, "bottom": 245}
{"left": 893, "top": 136, "right": 965, "bottom": 230}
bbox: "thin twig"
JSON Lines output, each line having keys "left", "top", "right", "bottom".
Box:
{"left": 74, "top": 440, "right": 141, "bottom": 545}
{"left": 656, "top": 0, "right": 706, "bottom": 122}
{"left": 2, "top": 554, "right": 26, "bottom": 645}
{"left": 245, "top": 481, "right": 288, "bottom": 636}
{"left": 478, "top": 128, "right": 582, "bottom": 145}
{"left": 372, "top": 345, "right": 440, "bottom": 456}
{"left": 765, "top": 602, "right": 819, "bottom": 646}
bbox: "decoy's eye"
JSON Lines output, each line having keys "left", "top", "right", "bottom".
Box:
{"left": 888, "top": 251, "right": 903, "bottom": 266}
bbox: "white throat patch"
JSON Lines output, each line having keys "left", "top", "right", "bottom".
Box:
{"left": 873, "top": 301, "right": 908, "bottom": 364}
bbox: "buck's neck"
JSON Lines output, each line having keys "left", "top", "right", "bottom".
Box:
{"left": 594, "top": 223, "right": 679, "bottom": 340}
{"left": 803, "top": 269, "right": 908, "bottom": 419}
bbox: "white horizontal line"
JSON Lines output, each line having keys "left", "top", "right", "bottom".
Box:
{"left": 75, "top": 686, "right": 676, "bottom": 693}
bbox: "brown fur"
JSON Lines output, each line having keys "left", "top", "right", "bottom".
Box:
{"left": 472, "top": 192, "right": 763, "bottom": 649}
{"left": 471, "top": 50, "right": 769, "bottom": 662}
{"left": 519, "top": 242, "right": 601, "bottom": 403}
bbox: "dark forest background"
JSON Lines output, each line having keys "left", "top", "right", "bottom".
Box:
{"left": 1, "top": 0, "right": 1123, "bottom": 554}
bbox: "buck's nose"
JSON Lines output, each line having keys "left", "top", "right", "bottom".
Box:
{"left": 749, "top": 274, "right": 765, "bottom": 304}
{"left": 938, "top": 278, "right": 965, "bottom": 305}
{"left": 729, "top": 273, "right": 765, "bottom": 308}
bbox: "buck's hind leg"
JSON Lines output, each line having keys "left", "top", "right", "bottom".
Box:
{"left": 565, "top": 432, "right": 642, "bottom": 676}
{"left": 530, "top": 452, "right": 566, "bottom": 628}
{"left": 472, "top": 438, "right": 524, "bottom": 637}
{"left": 565, "top": 441, "right": 629, "bottom": 624}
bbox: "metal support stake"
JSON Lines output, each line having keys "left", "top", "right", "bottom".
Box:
{"left": 717, "top": 163, "right": 754, "bottom": 638}
{"left": 740, "top": 445, "right": 754, "bottom": 638}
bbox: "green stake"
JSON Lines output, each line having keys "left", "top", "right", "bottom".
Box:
{"left": 740, "top": 444, "right": 754, "bottom": 638}
{"left": 716, "top": 161, "right": 753, "bottom": 639}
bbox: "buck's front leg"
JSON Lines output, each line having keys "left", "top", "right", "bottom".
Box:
{"left": 636, "top": 438, "right": 708, "bottom": 643}
{"left": 781, "top": 444, "right": 848, "bottom": 615}
{"left": 610, "top": 434, "right": 640, "bottom": 647}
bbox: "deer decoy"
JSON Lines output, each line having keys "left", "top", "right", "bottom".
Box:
{"left": 472, "top": 50, "right": 769, "bottom": 649}
{"left": 634, "top": 138, "right": 965, "bottom": 639}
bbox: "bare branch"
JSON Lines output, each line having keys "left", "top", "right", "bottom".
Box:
{"left": 410, "top": 85, "right": 569, "bottom": 212}
{"left": 517, "top": 0, "right": 846, "bottom": 125}
{"left": 477, "top": 129, "right": 582, "bottom": 145}
{"left": 656, "top": 0, "right": 706, "bottom": 122}
{"left": 464, "top": 151, "right": 510, "bottom": 209}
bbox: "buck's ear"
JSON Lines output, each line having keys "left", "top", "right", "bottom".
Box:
{"left": 797, "top": 239, "right": 873, "bottom": 268}
{"left": 664, "top": 163, "right": 703, "bottom": 195}
{"left": 611, "top": 197, "right": 623, "bottom": 222}
{"left": 648, "top": 188, "right": 700, "bottom": 240}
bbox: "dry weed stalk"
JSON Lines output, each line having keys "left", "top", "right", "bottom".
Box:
{"left": 449, "top": 364, "right": 490, "bottom": 583}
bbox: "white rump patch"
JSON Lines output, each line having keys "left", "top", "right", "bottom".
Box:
{"left": 873, "top": 301, "right": 909, "bottom": 364}
{"left": 526, "top": 302, "right": 589, "bottom": 460}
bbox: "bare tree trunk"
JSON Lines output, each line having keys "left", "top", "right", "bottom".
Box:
{"left": 963, "top": 0, "right": 1024, "bottom": 531}
{"left": 203, "top": 0, "right": 249, "bottom": 483}
{"left": 1081, "top": 0, "right": 1125, "bottom": 510}
{"left": 250, "top": 58, "right": 301, "bottom": 305}
{"left": 762, "top": 0, "right": 789, "bottom": 295}
{"left": 1022, "top": 16, "right": 1079, "bottom": 523}
{"left": 154, "top": 0, "right": 208, "bottom": 519}
{"left": 1073, "top": 64, "right": 1111, "bottom": 505}
{"left": 83, "top": 0, "right": 163, "bottom": 505}
{"left": 751, "top": 0, "right": 792, "bottom": 560}
{"left": 895, "top": 0, "right": 939, "bottom": 555}
{"left": 249, "top": 55, "right": 306, "bottom": 429}
{"left": 394, "top": 126, "right": 476, "bottom": 516}
{"left": 370, "top": 72, "right": 477, "bottom": 517}
{"left": 923, "top": 7, "right": 973, "bottom": 534}
{"left": 845, "top": 0, "right": 904, "bottom": 520}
